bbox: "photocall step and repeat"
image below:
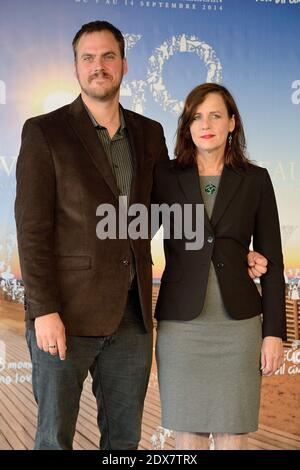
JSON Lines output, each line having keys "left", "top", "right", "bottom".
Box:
{"left": 0, "top": 0, "right": 299, "bottom": 451}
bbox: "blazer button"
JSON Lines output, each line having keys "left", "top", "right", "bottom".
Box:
{"left": 122, "top": 259, "right": 130, "bottom": 266}
{"left": 217, "top": 262, "right": 225, "bottom": 269}
{"left": 207, "top": 235, "right": 214, "bottom": 244}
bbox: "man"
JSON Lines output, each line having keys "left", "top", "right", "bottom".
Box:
{"left": 15, "top": 21, "right": 267, "bottom": 450}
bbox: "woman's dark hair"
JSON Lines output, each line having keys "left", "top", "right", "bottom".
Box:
{"left": 72, "top": 21, "right": 125, "bottom": 60}
{"left": 175, "top": 83, "right": 251, "bottom": 170}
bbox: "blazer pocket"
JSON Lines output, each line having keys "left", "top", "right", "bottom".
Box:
{"left": 56, "top": 255, "right": 92, "bottom": 270}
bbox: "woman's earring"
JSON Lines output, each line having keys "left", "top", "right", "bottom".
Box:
{"left": 228, "top": 133, "right": 232, "bottom": 146}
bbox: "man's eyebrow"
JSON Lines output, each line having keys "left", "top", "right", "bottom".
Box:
{"left": 80, "top": 51, "right": 117, "bottom": 58}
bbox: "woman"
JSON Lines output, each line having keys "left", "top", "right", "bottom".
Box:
{"left": 153, "top": 83, "right": 286, "bottom": 450}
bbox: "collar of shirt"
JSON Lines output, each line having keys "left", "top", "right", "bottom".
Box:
{"left": 83, "top": 102, "right": 126, "bottom": 138}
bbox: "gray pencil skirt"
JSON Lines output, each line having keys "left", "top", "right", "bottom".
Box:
{"left": 156, "top": 315, "right": 262, "bottom": 434}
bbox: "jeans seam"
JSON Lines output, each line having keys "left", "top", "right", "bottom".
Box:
{"left": 94, "top": 359, "right": 112, "bottom": 449}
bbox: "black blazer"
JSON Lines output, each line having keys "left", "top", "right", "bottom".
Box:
{"left": 152, "top": 160, "right": 286, "bottom": 340}
{"left": 15, "top": 96, "right": 169, "bottom": 336}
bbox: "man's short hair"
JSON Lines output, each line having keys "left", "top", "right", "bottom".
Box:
{"left": 72, "top": 21, "right": 125, "bottom": 59}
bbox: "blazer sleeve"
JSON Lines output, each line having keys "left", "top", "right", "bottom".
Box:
{"left": 15, "top": 119, "right": 62, "bottom": 319}
{"left": 150, "top": 124, "right": 169, "bottom": 238}
{"left": 156, "top": 123, "right": 169, "bottom": 164}
{"left": 253, "top": 168, "right": 286, "bottom": 340}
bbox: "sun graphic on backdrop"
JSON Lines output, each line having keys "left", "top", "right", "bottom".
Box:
{"left": 31, "top": 78, "right": 78, "bottom": 116}
{"left": 43, "top": 90, "right": 77, "bottom": 113}
{"left": 13, "top": 60, "right": 80, "bottom": 120}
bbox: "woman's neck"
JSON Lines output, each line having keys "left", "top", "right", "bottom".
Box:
{"left": 196, "top": 151, "right": 224, "bottom": 176}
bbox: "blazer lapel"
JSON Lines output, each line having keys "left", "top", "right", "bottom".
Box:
{"left": 210, "top": 165, "right": 244, "bottom": 228}
{"left": 122, "top": 108, "right": 144, "bottom": 206}
{"left": 67, "top": 96, "right": 120, "bottom": 199}
{"left": 177, "top": 165, "right": 211, "bottom": 232}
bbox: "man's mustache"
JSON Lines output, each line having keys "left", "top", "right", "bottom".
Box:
{"left": 88, "top": 71, "right": 112, "bottom": 83}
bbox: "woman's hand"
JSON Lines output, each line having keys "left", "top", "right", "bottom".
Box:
{"left": 261, "top": 336, "right": 284, "bottom": 376}
{"left": 247, "top": 251, "right": 268, "bottom": 279}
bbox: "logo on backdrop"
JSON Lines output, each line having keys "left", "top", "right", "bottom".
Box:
{"left": 0, "top": 340, "right": 5, "bottom": 372}
{"left": 256, "top": 0, "right": 300, "bottom": 5}
{"left": 121, "top": 34, "right": 222, "bottom": 116}
{"left": 0, "top": 340, "right": 32, "bottom": 385}
{"left": 291, "top": 80, "right": 300, "bottom": 104}
{"left": 275, "top": 340, "right": 300, "bottom": 375}
{"left": 0, "top": 80, "right": 5, "bottom": 105}
{"left": 147, "top": 34, "right": 222, "bottom": 115}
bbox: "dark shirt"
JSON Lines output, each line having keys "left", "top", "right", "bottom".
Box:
{"left": 87, "top": 107, "right": 136, "bottom": 286}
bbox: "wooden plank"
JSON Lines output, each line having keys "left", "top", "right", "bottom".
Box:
{"left": 0, "top": 429, "right": 13, "bottom": 450}
{"left": 0, "top": 386, "right": 37, "bottom": 440}
{"left": 73, "top": 430, "right": 98, "bottom": 450}
{"left": 75, "top": 417, "right": 99, "bottom": 445}
{"left": 258, "top": 423, "right": 300, "bottom": 442}
{"left": 249, "top": 432, "right": 297, "bottom": 450}
{"left": 0, "top": 414, "right": 13, "bottom": 450}
{"left": 0, "top": 412, "right": 28, "bottom": 450}
{"left": 256, "top": 430, "right": 300, "bottom": 449}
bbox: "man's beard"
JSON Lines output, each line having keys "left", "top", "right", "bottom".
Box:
{"left": 79, "top": 72, "right": 122, "bottom": 102}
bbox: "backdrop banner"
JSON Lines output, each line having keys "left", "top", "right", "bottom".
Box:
{"left": 0, "top": 0, "right": 299, "bottom": 450}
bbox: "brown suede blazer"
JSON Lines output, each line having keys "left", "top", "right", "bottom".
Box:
{"left": 153, "top": 160, "right": 286, "bottom": 340}
{"left": 15, "top": 96, "right": 169, "bottom": 336}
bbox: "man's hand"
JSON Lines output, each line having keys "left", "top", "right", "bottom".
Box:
{"left": 261, "top": 336, "right": 284, "bottom": 376}
{"left": 35, "top": 312, "right": 66, "bottom": 360}
{"left": 247, "top": 251, "right": 268, "bottom": 279}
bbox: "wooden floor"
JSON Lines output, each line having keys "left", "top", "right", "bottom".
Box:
{"left": 0, "top": 300, "right": 299, "bottom": 451}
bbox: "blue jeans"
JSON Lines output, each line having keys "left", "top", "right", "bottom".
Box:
{"left": 26, "top": 288, "right": 152, "bottom": 450}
